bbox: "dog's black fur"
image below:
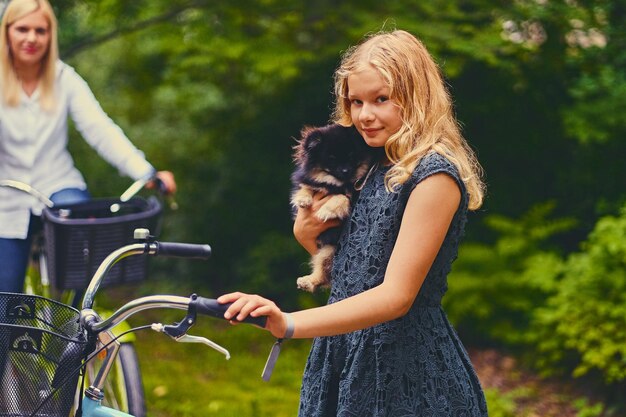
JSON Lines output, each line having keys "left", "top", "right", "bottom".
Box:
{"left": 291, "top": 123, "right": 379, "bottom": 292}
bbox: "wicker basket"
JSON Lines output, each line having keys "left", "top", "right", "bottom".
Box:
{"left": 41, "top": 196, "right": 162, "bottom": 290}
{"left": 0, "top": 292, "right": 88, "bottom": 417}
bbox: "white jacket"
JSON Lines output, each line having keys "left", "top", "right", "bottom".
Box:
{"left": 0, "top": 60, "right": 154, "bottom": 238}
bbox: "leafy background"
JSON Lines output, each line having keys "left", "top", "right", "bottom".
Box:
{"left": 19, "top": 0, "right": 626, "bottom": 415}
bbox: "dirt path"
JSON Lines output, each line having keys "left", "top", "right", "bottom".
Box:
{"left": 470, "top": 349, "right": 581, "bottom": 417}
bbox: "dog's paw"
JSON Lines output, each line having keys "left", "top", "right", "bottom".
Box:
{"left": 291, "top": 190, "right": 313, "bottom": 209}
{"left": 315, "top": 195, "right": 350, "bottom": 221}
{"left": 297, "top": 276, "right": 316, "bottom": 292}
{"left": 315, "top": 205, "right": 340, "bottom": 222}
{"left": 330, "top": 200, "right": 351, "bottom": 219}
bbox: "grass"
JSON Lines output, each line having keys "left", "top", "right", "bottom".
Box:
{"left": 483, "top": 388, "right": 528, "bottom": 417}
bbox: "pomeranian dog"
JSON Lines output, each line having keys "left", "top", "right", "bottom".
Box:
{"left": 291, "top": 123, "right": 378, "bottom": 292}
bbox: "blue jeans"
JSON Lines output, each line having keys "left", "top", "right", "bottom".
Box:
{"left": 0, "top": 188, "right": 90, "bottom": 293}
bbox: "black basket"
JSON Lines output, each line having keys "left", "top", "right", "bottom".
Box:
{"left": 0, "top": 292, "right": 88, "bottom": 417}
{"left": 42, "top": 196, "right": 162, "bottom": 290}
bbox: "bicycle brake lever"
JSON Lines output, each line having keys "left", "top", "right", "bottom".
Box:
{"left": 176, "top": 334, "right": 230, "bottom": 360}
{"left": 151, "top": 323, "right": 230, "bottom": 360}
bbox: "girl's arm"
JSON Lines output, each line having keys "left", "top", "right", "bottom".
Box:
{"left": 219, "top": 173, "right": 461, "bottom": 338}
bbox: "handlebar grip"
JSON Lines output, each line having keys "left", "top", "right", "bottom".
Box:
{"left": 194, "top": 297, "right": 268, "bottom": 328}
{"left": 155, "top": 242, "right": 211, "bottom": 259}
{"left": 153, "top": 176, "right": 170, "bottom": 195}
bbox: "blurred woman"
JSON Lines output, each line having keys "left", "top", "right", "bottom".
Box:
{"left": 0, "top": 0, "right": 176, "bottom": 292}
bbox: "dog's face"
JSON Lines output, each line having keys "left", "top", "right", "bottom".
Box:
{"left": 300, "top": 124, "right": 374, "bottom": 184}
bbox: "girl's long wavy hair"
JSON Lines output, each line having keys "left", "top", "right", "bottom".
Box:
{"left": 333, "top": 30, "right": 485, "bottom": 210}
{"left": 0, "top": 0, "right": 58, "bottom": 110}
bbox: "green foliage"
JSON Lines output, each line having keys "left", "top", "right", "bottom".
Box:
{"left": 445, "top": 202, "right": 575, "bottom": 345}
{"left": 483, "top": 388, "right": 527, "bottom": 417}
{"left": 573, "top": 398, "right": 606, "bottom": 417}
{"left": 563, "top": 67, "right": 626, "bottom": 143}
{"left": 498, "top": 0, "right": 626, "bottom": 146}
{"left": 449, "top": 202, "right": 626, "bottom": 392}
{"left": 530, "top": 205, "right": 626, "bottom": 383}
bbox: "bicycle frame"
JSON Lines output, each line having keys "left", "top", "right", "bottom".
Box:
{"left": 82, "top": 397, "right": 133, "bottom": 417}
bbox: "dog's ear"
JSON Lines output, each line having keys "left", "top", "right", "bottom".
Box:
{"left": 292, "top": 135, "right": 304, "bottom": 163}
{"left": 292, "top": 126, "right": 313, "bottom": 162}
{"left": 304, "top": 129, "right": 323, "bottom": 152}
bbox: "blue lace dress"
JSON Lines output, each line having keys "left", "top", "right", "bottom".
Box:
{"left": 298, "top": 153, "right": 488, "bottom": 417}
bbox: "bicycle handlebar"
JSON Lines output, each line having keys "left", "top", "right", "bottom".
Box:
{"left": 194, "top": 297, "right": 267, "bottom": 328}
{"left": 155, "top": 242, "right": 212, "bottom": 258}
{"left": 120, "top": 173, "right": 171, "bottom": 200}
{"left": 119, "top": 175, "right": 155, "bottom": 202}
{"left": 81, "top": 294, "right": 267, "bottom": 334}
{"left": 0, "top": 179, "right": 54, "bottom": 207}
{"left": 81, "top": 238, "right": 212, "bottom": 310}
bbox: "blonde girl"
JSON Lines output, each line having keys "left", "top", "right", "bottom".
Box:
{"left": 220, "top": 29, "right": 488, "bottom": 416}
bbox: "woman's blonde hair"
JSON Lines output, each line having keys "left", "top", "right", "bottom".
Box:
{"left": 0, "top": 0, "right": 58, "bottom": 110}
{"left": 333, "top": 30, "right": 485, "bottom": 210}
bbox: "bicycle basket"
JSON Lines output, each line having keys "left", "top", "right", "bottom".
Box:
{"left": 42, "top": 196, "right": 162, "bottom": 290}
{"left": 0, "top": 292, "right": 88, "bottom": 417}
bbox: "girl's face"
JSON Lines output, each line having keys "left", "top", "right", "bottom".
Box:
{"left": 7, "top": 9, "right": 51, "bottom": 70}
{"left": 348, "top": 66, "right": 403, "bottom": 148}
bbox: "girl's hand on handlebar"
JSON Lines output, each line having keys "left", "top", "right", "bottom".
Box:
{"left": 148, "top": 170, "right": 177, "bottom": 194}
{"left": 217, "top": 292, "right": 288, "bottom": 339}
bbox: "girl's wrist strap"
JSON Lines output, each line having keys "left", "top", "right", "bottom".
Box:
{"left": 283, "top": 312, "right": 295, "bottom": 339}
{"left": 261, "top": 313, "right": 294, "bottom": 382}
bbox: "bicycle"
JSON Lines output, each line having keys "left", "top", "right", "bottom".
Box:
{"left": 0, "top": 231, "right": 265, "bottom": 417}
{"left": 0, "top": 178, "right": 165, "bottom": 416}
